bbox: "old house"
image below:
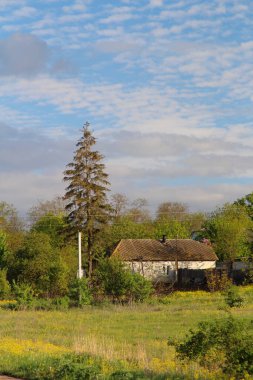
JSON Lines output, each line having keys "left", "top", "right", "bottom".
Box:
{"left": 111, "top": 238, "right": 218, "bottom": 284}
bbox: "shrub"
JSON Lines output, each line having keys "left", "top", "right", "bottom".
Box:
{"left": 224, "top": 285, "right": 244, "bottom": 308}
{"left": 243, "top": 264, "right": 253, "bottom": 284}
{"left": 52, "top": 296, "right": 70, "bottom": 310}
{"left": 94, "top": 258, "right": 153, "bottom": 303}
{"left": 30, "top": 297, "right": 70, "bottom": 311}
{"left": 69, "top": 278, "right": 92, "bottom": 307}
{"left": 0, "top": 269, "right": 10, "bottom": 299}
{"left": 129, "top": 272, "right": 153, "bottom": 302}
{"left": 174, "top": 316, "right": 253, "bottom": 378}
{"left": 12, "top": 282, "right": 35, "bottom": 310}
{"left": 206, "top": 269, "right": 231, "bottom": 292}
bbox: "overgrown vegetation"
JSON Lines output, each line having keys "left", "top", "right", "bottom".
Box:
{"left": 175, "top": 316, "right": 253, "bottom": 378}
{"left": 0, "top": 287, "right": 252, "bottom": 379}
{"left": 93, "top": 258, "right": 153, "bottom": 303}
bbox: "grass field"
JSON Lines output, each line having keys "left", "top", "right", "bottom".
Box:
{"left": 0, "top": 287, "right": 253, "bottom": 379}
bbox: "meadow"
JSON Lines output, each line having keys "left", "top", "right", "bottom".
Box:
{"left": 0, "top": 287, "right": 253, "bottom": 379}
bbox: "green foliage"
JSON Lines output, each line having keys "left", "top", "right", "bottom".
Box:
{"left": 13, "top": 282, "right": 35, "bottom": 310}
{"left": 153, "top": 219, "right": 190, "bottom": 239}
{"left": 205, "top": 269, "right": 232, "bottom": 292}
{"left": 0, "top": 269, "right": 10, "bottom": 299}
{"left": 0, "top": 230, "right": 9, "bottom": 267}
{"left": 58, "top": 244, "right": 79, "bottom": 284}
{"left": 69, "top": 278, "right": 92, "bottom": 306}
{"left": 31, "top": 213, "right": 67, "bottom": 248}
{"left": 243, "top": 264, "right": 253, "bottom": 284}
{"left": 223, "top": 285, "right": 244, "bottom": 308}
{"left": 51, "top": 296, "right": 70, "bottom": 310}
{"left": 175, "top": 316, "right": 253, "bottom": 377}
{"left": 13, "top": 231, "right": 70, "bottom": 296}
{"left": 94, "top": 258, "right": 130, "bottom": 301}
{"left": 128, "top": 272, "right": 153, "bottom": 302}
{"left": 234, "top": 192, "right": 253, "bottom": 220}
{"left": 0, "top": 353, "right": 173, "bottom": 380}
{"left": 203, "top": 203, "right": 252, "bottom": 260}
{"left": 101, "top": 216, "right": 155, "bottom": 250}
{"left": 94, "top": 258, "right": 153, "bottom": 303}
{"left": 101, "top": 216, "right": 194, "bottom": 256}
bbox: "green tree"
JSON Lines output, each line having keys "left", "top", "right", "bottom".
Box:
{"left": 14, "top": 231, "right": 69, "bottom": 296}
{"left": 0, "top": 269, "right": 10, "bottom": 299}
{"left": 203, "top": 203, "right": 252, "bottom": 261}
{"left": 31, "top": 213, "right": 67, "bottom": 248}
{"left": 94, "top": 258, "right": 152, "bottom": 303}
{"left": 0, "top": 230, "right": 9, "bottom": 268}
{"left": 153, "top": 219, "right": 190, "bottom": 239}
{"left": 234, "top": 192, "right": 253, "bottom": 252}
{"left": 234, "top": 192, "right": 253, "bottom": 220}
{"left": 100, "top": 216, "right": 155, "bottom": 252}
{"left": 63, "top": 122, "right": 111, "bottom": 277}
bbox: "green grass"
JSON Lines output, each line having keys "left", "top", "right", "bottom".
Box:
{"left": 0, "top": 286, "right": 253, "bottom": 379}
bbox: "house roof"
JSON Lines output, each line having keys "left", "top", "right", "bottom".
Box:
{"left": 111, "top": 239, "right": 218, "bottom": 262}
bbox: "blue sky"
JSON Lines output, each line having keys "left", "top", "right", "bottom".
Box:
{"left": 0, "top": 0, "right": 253, "bottom": 215}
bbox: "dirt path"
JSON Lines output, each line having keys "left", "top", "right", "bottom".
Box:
{"left": 0, "top": 376, "right": 23, "bottom": 380}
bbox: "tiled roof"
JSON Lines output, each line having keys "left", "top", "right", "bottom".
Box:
{"left": 112, "top": 239, "right": 218, "bottom": 261}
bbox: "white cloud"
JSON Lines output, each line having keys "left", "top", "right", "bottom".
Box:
{"left": 0, "top": 0, "right": 26, "bottom": 10}
{"left": 12, "top": 6, "right": 37, "bottom": 18}
{"left": 149, "top": 0, "right": 164, "bottom": 7}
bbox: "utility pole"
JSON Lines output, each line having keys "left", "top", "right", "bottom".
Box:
{"left": 175, "top": 235, "right": 179, "bottom": 284}
{"left": 78, "top": 231, "right": 83, "bottom": 279}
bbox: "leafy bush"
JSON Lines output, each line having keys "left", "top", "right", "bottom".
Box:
{"left": 0, "top": 230, "right": 9, "bottom": 267}
{"left": 223, "top": 285, "right": 244, "bottom": 308}
{"left": 12, "top": 231, "right": 70, "bottom": 297}
{"left": 206, "top": 269, "right": 231, "bottom": 292}
{"left": 0, "top": 353, "right": 172, "bottom": 380}
{"left": 174, "top": 316, "right": 253, "bottom": 378}
{"left": 243, "top": 265, "right": 253, "bottom": 284}
{"left": 51, "top": 296, "right": 70, "bottom": 310}
{"left": 68, "top": 278, "right": 92, "bottom": 307}
{"left": 94, "top": 258, "right": 153, "bottom": 303}
{"left": 0, "top": 269, "right": 10, "bottom": 299}
{"left": 12, "top": 282, "right": 35, "bottom": 310}
{"left": 128, "top": 272, "right": 153, "bottom": 302}
{"left": 31, "top": 297, "right": 70, "bottom": 311}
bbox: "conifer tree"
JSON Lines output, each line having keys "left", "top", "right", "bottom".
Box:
{"left": 63, "top": 122, "right": 111, "bottom": 277}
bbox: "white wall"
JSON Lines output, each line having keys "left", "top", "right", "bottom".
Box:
{"left": 125, "top": 260, "right": 216, "bottom": 281}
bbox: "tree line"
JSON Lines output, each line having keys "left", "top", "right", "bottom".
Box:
{"left": 0, "top": 123, "right": 252, "bottom": 300}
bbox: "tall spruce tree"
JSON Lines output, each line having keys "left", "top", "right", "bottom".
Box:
{"left": 63, "top": 122, "right": 111, "bottom": 277}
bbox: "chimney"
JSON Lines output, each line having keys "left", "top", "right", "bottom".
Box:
{"left": 161, "top": 235, "right": 166, "bottom": 243}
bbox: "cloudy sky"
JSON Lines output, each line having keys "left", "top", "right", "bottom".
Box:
{"left": 0, "top": 0, "right": 253, "bottom": 215}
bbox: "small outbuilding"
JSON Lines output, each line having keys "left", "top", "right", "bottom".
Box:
{"left": 111, "top": 238, "right": 218, "bottom": 283}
